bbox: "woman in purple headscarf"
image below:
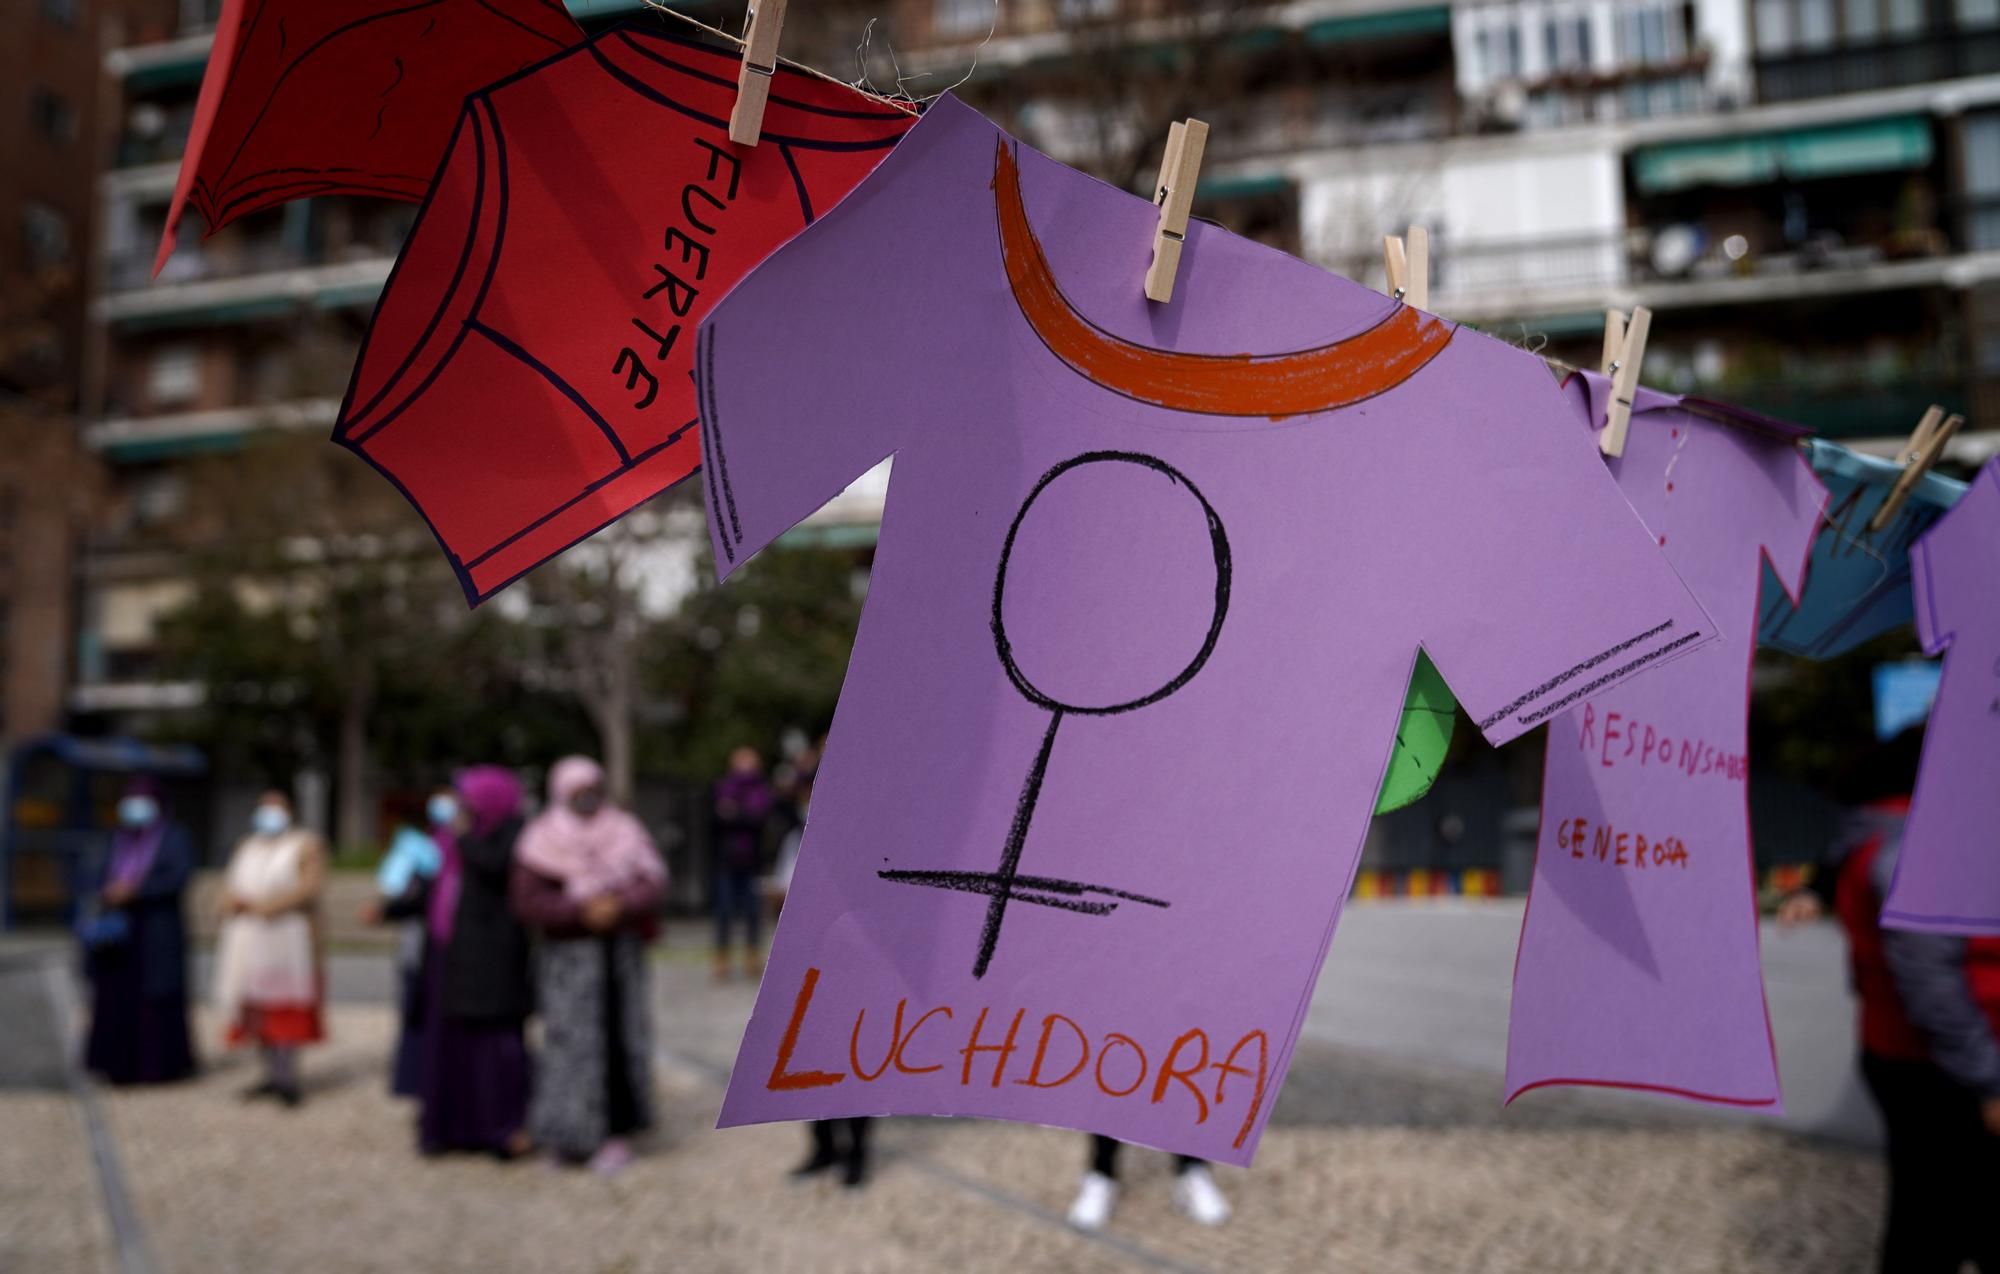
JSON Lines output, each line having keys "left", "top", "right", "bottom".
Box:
{"left": 83, "top": 775, "right": 196, "bottom": 1085}
{"left": 414, "top": 766, "right": 535, "bottom": 1158}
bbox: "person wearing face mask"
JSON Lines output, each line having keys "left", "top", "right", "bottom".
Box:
{"left": 81, "top": 776, "right": 197, "bottom": 1085}
{"left": 212, "top": 790, "right": 326, "bottom": 1106}
{"left": 361, "top": 788, "right": 452, "bottom": 1097}
{"left": 414, "top": 767, "right": 534, "bottom": 1159}
{"left": 512, "top": 756, "right": 666, "bottom": 1175}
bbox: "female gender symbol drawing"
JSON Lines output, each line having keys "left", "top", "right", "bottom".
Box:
{"left": 880, "top": 450, "right": 1233, "bottom": 978}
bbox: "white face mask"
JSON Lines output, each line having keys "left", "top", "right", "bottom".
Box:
{"left": 251, "top": 806, "right": 292, "bottom": 837}
{"left": 117, "top": 795, "right": 159, "bottom": 828}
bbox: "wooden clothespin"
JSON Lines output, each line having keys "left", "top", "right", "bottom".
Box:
{"left": 1383, "top": 225, "right": 1429, "bottom": 311}
{"left": 1144, "top": 118, "right": 1208, "bottom": 304}
{"left": 1869, "top": 408, "right": 1963, "bottom": 533}
{"left": 1894, "top": 404, "right": 1946, "bottom": 466}
{"left": 728, "top": 0, "right": 788, "bottom": 146}
{"left": 1597, "top": 305, "right": 1652, "bottom": 459}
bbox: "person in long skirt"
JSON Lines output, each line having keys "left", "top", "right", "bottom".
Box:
{"left": 512, "top": 756, "right": 666, "bottom": 1175}
{"left": 82, "top": 776, "right": 197, "bottom": 1085}
{"left": 213, "top": 791, "right": 325, "bottom": 1106}
{"left": 415, "top": 766, "right": 534, "bottom": 1157}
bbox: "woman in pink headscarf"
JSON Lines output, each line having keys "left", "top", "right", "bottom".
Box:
{"left": 414, "top": 765, "right": 533, "bottom": 1158}
{"left": 512, "top": 756, "right": 666, "bottom": 1174}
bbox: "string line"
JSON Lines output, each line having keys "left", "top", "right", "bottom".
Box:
{"left": 640, "top": 1, "right": 922, "bottom": 116}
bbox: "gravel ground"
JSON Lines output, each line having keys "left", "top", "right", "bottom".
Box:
{"left": 3, "top": 947, "right": 1885, "bottom": 1273}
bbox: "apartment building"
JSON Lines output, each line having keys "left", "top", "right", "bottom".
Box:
{"left": 71, "top": 0, "right": 2000, "bottom": 739}
{"left": 907, "top": 0, "right": 1999, "bottom": 460}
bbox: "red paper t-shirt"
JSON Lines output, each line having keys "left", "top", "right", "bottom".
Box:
{"left": 337, "top": 27, "right": 914, "bottom": 601}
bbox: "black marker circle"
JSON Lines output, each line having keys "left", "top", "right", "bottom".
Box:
{"left": 991, "top": 450, "right": 1232, "bottom": 716}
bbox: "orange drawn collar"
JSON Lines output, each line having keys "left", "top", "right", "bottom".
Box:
{"left": 992, "top": 138, "right": 1454, "bottom": 419}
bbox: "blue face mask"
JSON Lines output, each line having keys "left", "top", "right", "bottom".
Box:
{"left": 117, "top": 796, "right": 159, "bottom": 829}
{"left": 426, "top": 795, "right": 459, "bottom": 828}
{"left": 251, "top": 806, "right": 291, "bottom": 837}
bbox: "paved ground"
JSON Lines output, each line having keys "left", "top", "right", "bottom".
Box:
{"left": 0, "top": 904, "right": 1886, "bottom": 1273}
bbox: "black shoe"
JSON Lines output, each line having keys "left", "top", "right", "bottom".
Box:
{"left": 841, "top": 1157, "right": 867, "bottom": 1190}
{"left": 240, "top": 1080, "right": 279, "bottom": 1102}
{"left": 275, "top": 1084, "right": 303, "bottom": 1109}
{"left": 790, "top": 1150, "right": 840, "bottom": 1180}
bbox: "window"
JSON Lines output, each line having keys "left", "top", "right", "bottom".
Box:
{"left": 1622, "top": 4, "right": 1681, "bottom": 64}
{"left": 28, "top": 87, "right": 77, "bottom": 144}
{"left": 933, "top": 0, "right": 990, "bottom": 37}
{"left": 1845, "top": 0, "right": 1882, "bottom": 39}
{"left": 1544, "top": 13, "right": 1592, "bottom": 70}
{"left": 1886, "top": 0, "right": 1925, "bottom": 34}
{"left": 1966, "top": 113, "right": 2000, "bottom": 250}
{"left": 147, "top": 346, "right": 202, "bottom": 408}
{"left": 1756, "top": 0, "right": 1794, "bottom": 50}
{"left": 1056, "top": 0, "right": 1116, "bottom": 18}
{"left": 1958, "top": 0, "right": 2000, "bottom": 26}
{"left": 20, "top": 202, "right": 70, "bottom": 268}
{"left": 1798, "top": 0, "right": 1837, "bottom": 45}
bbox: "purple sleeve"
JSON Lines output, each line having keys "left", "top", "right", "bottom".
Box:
{"left": 617, "top": 872, "right": 665, "bottom": 920}
{"left": 1909, "top": 467, "right": 1996, "bottom": 655}
{"left": 692, "top": 101, "right": 988, "bottom": 579}
{"left": 510, "top": 862, "right": 587, "bottom": 938}
{"left": 1407, "top": 339, "right": 1718, "bottom": 746}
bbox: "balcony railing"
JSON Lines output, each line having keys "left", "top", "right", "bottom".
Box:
{"left": 1754, "top": 27, "right": 2000, "bottom": 103}
{"left": 112, "top": 213, "right": 414, "bottom": 293}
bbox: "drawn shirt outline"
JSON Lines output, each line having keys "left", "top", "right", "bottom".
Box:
{"left": 156, "top": 0, "right": 584, "bottom": 272}
{"left": 694, "top": 96, "right": 1718, "bottom": 1164}
{"left": 335, "top": 26, "right": 912, "bottom": 602}
{"left": 1507, "top": 373, "right": 1826, "bottom": 1111}
{"left": 1882, "top": 459, "right": 2000, "bottom": 934}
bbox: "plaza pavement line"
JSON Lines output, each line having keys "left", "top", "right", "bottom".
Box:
{"left": 651, "top": 1039, "right": 1218, "bottom": 1274}
{"left": 41, "top": 960, "right": 158, "bottom": 1274}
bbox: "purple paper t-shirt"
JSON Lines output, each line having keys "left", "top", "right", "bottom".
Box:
{"left": 1507, "top": 375, "right": 1824, "bottom": 1110}
{"left": 1882, "top": 459, "right": 2000, "bottom": 934}
{"left": 695, "top": 96, "right": 1716, "bottom": 1163}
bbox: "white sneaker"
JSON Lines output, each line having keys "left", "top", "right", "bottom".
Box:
{"left": 1171, "top": 1165, "right": 1232, "bottom": 1226}
{"left": 1067, "top": 1171, "right": 1119, "bottom": 1231}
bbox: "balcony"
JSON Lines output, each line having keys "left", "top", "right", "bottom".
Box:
{"left": 1755, "top": 27, "right": 2000, "bottom": 103}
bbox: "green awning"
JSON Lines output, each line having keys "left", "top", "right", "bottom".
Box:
{"left": 1633, "top": 115, "right": 1933, "bottom": 194}
{"left": 1200, "top": 172, "right": 1291, "bottom": 201}
{"left": 312, "top": 281, "right": 387, "bottom": 311}
{"left": 1306, "top": 6, "right": 1450, "bottom": 44}
{"left": 126, "top": 57, "right": 207, "bottom": 92}
{"left": 103, "top": 432, "right": 246, "bottom": 463}
{"left": 777, "top": 523, "right": 879, "bottom": 550}
{"left": 111, "top": 295, "right": 299, "bottom": 331}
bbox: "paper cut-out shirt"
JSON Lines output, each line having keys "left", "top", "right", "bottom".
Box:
{"left": 695, "top": 97, "right": 1717, "bottom": 1164}
{"left": 1757, "top": 439, "right": 1967, "bottom": 659}
{"left": 1881, "top": 459, "right": 2000, "bottom": 935}
{"left": 336, "top": 27, "right": 913, "bottom": 601}
{"left": 156, "top": 0, "right": 583, "bottom": 273}
{"left": 1507, "top": 375, "right": 1824, "bottom": 1111}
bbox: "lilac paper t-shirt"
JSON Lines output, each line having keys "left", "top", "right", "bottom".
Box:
{"left": 1507, "top": 376, "right": 1824, "bottom": 1110}
{"left": 695, "top": 96, "right": 1716, "bottom": 1164}
{"left": 1882, "top": 459, "right": 2000, "bottom": 934}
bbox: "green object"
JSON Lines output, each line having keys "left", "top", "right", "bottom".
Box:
{"left": 1306, "top": 6, "right": 1451, "bottom": 44}
{"left": 1632, "top": 115, "right": 1931, "bottom": 194}
{"left": 1374, "top": 650, "right": 1454, "bottom": 814}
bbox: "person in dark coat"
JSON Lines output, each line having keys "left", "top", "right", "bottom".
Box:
{"left": 415, "top": 766, "right": 534, "bottom": 1158}
{"left": 711, "top": 745, "right": 772, "bottom": 980}
{"left": 82, "top": 776, "right": 196, "bottom": 1085}
{"left": 1779, "top": 731, "right": 2000, "bottom": 1273}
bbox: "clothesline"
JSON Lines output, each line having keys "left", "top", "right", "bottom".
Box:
{"left": 640, "top": 1, "right": 922, "bottom": 117}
